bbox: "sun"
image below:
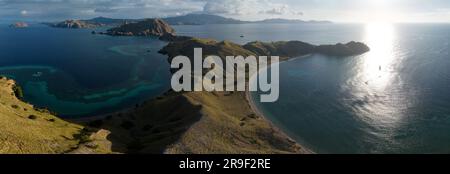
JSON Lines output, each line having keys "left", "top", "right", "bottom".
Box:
{"left": 365, "top": 0, "right": 400, "bottom": 23}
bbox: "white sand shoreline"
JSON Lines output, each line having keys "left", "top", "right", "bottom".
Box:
{"left": 245, "top": 54, "right": 315, "bottom": 154}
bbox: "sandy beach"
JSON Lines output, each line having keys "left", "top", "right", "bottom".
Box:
{"left": 245, "top": 90, "right": 313, "bottom": 154}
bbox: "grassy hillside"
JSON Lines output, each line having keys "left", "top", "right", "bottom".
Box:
{"left": 78, "top": 91, "right": 303, "bottom": 154}
{"left": 0, "top": 77, "right": 84, "bottom": 153}
{"left": 0, "top": 76, "right": 302, "bottom": 154}
{"left": 160, "top": 38, "right": 369, "bottom": 60}
{"left": 166, "top": 91, "right": 303, "bottom": 154}
{"left": 0, "top": 77, "right": 118, "bottom": 154}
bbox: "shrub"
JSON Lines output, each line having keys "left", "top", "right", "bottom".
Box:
{"left": 11, "top": 104, "right": 19, "bottom": 109}
{"left": 28, "top": 115, "right": 37, "bottom": 120}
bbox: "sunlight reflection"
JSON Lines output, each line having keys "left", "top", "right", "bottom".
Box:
{"left": 344, "top": 23, "right": 406, "bottom": 127}
{"left": 362, "top": 23, "right": 396, "bottom": 89}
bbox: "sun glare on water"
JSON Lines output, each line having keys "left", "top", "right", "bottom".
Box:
{"left": 361, "top": 22, "right": 396, "bottom": 89}
{"left": 347, "top": 22, "right": 410, "bottom": 127}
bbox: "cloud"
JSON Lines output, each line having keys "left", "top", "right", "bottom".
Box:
{"left": 202, "top": 0, "right": 303, "bottom": 19}
{"left": 0, "top": 0, "right": 449, "bottom": 22}
{"left": 260, "top": 4, "right": 303, "bottom": 16}
{"left": 94, "top": 7, "right": 119, "bottom": 13}
{"left": 203, "top": 0, "right": 256, "bottom": 15}
{"left": 0, "top": 0, "right": 205, "bottom": 20}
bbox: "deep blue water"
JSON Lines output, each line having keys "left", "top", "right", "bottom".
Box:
{"left": 0, "top": 23, "right": 171, "bottom": 117}
{"left": 2, "top": 22, "right": 450, "bottom": 153}
{"left": 177, "top": 23, "right": 450, "bottom": 153}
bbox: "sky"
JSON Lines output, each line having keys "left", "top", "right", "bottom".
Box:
{"left": 0, "top": 0, "right": 450, "bottom": 23}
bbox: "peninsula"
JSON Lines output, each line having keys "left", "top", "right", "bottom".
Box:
{"left": 159, "top": 38, "right": 370, "bottom": 60}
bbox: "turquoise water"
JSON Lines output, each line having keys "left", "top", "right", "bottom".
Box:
{"left": 177, "top": 23, "right": 450, "bottom": 153}
{"left": 0, "top": 23, "right": 171, "bottom": 117}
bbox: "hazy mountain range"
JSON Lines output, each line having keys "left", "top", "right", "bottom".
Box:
{"left": 47, "top": 14, "right": 332, "bottom": 27}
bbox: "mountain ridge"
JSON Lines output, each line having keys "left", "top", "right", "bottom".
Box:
{"left": 45, "top": 14, "right": 333, "bottom": 28}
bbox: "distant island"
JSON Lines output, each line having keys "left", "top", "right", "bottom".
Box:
{"left": 163, "top": 14, "right": 248, "bottom": 25}
{"left": 100, "top": 18, "right": 193, "bottom": 42}
{"left": 9, "top": 22, "right": 29, "bottom": 28}
{"left": 43, "top": 17, "right": 140, "bottom": 29}
{"left": 104, "top": 19, "right": 175, "bottom": 36}
{"left": 44, "top": 20, "right": 104, "bottom": 29}
{"left": 253, "top": 18, "right": 332, "bottom": 24}
{"left": 45, "top": 14, "right": 333, "bottom": 29}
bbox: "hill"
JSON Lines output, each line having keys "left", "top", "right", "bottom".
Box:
{"left": 104, "top": 18, "right": 175, "bottom": 37}
{"left": 159, "top": 38, "right": 369, "bottom": 60}
{"left": 0, "top": 77, "right": 90, "bottom": 153}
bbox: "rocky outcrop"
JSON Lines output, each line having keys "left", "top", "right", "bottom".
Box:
{"left": 105, "top": 19, "right": 175, "bottom": 37}
{"left": 9, "top": 22, "right": 29, "bottom": 28}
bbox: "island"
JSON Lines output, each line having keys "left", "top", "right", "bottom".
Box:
{"left": 9, "top": 22, "right": 29, "bottom": 28}
{"left": 44, "top": 17, "right": 140, "bottom": 29}
{"left": 44, "top": 19, "right": 104, "bottom": 29}
{"left": 102, "top": 18, "right": 193, "bottom": 42}
{"left": 104, "top": 18, "right": 174, "bottom": 36}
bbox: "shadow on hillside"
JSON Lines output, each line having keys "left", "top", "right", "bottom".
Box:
{"left": 79, "top": 92, "right": 203, "bottom": 154}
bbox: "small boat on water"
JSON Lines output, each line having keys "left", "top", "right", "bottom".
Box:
{"left": 32, "top": 72, "right": 43, "bottom": 77}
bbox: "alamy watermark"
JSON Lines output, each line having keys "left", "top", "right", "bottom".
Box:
{"left": 170, "top": 48, "right": 279, "bottom": 102}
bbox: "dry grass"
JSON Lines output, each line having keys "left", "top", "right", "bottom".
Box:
{"left": 0, "top": 76, "right": 302, "bottom": 154}
{"left": 164, "top": 91, "right": 302, "bottom": 154}
{"left": 0, "top": 77, "right": 84, "bottom": 154}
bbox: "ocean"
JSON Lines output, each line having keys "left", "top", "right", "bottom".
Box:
{"left": 1, "top": 22, "right": 450, "bottom": 153}
{"left": 0, "top": 23, "right": 171, "bottom": 117}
